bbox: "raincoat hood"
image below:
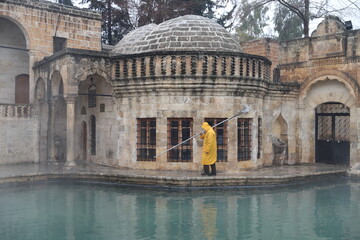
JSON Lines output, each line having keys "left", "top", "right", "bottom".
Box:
{"left": 202, "top": 122, "right": 211, "bottom": 131}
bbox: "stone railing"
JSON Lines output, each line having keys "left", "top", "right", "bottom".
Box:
{"left": 0, "top": 104, "right": 32, "bottom": 118}
{"left": 113, "top": 52, "right": 271, "bottom": 82}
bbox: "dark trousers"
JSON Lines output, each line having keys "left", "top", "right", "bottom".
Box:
{"left": 203, "top": 163, "right": 216, "bottom": 176}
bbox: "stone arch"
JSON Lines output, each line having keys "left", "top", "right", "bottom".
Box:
{"left": 76, "top": 68, "right": 111, "bottom": 86}
{"left": 302, "top": 79, "right": 356, "bottom": 109}
{"left": 300, "top": 70, "right": 359, "bottom": 104}
{"left": 50, "top": 71, "right": 64, "bottom": 97}
{"left": 0, "top": 15, "right": 31, "bottom": 49}
{"left": 35, "top": 78, "right": 46, "bottom": 102}
{"left": 272, "top": 113, "right": 288, "bottom": 141}
{"left": 299, "top": 76, "right": 357, "bottom": 165}
{"left": 271, "top": 113, "right": 288, "bottom": 165}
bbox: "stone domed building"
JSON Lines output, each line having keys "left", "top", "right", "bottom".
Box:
{"left": 1, "top": 0, "right": 359, "bottom": 172}
{"left": 109, "top": 15, "right": 282, "bottom": 171}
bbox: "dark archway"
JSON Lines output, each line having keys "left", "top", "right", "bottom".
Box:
{"left": 315, "top": 102, "right": 350, "bottom": 165}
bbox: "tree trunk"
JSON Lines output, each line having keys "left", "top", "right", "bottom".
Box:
{"left": 304, "top": 0, "right": 309, "bottom": 37}
{"left": 107, "top": 0, "right": 112, "bottom": 45}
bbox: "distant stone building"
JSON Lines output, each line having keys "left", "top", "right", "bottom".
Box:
{"left": 0, "top": 0, "right": 358, "bottom": 171}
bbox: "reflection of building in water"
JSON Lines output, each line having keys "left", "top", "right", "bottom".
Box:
{"left": 1, "top": 0, "right": 360, "bottom": 170}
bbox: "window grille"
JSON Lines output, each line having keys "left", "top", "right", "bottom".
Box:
{"left": 205, "top": 118, "right": 228, "bottom": 162}
{"left": 258, "top": 118, "right": 262, "bottom": 159}
{"left": 53, "top": 36, "right": 66, "bottom": 53}
{"left": 238, "top": 118, "right": 252, "bottom": 161}
{"left": 88, "top": 78, "right": 96, "bottom": 108}
{"left": 100, "top": 104, "right": 105, "bottom": 112}
{"left": 167, "top": 118, "right": 193, "bottom": 162}
{"left": 137, "top": 118, "right": 156, "bottom": 161}
{"left": 90, "top": 115, "right": 96, "bottom": 155}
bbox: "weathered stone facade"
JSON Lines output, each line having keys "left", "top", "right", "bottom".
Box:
{"left": 0, "top": 0, "right": 101, "bottom": 164}
{"left": 1, "top": 1, "right": 359, "bottom": 171}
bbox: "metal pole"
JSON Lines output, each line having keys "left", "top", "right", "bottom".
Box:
{"left": 153, "top": 105, "right": 251, "bottom": 158}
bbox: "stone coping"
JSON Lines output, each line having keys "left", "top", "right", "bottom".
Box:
{"left": 0, "top": 163, "right": 350, "bottom": 188}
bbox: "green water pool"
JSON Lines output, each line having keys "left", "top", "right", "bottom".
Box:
{"left": 0, "top": 178, "right": 359, "bottom": 240}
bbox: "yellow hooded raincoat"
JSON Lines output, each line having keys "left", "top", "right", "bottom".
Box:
{"left": 200, "top": 122, "right": 217, "bottom": 165}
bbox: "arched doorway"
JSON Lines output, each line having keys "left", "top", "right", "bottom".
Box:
{"left": 315, "top": 102, "right": 350, "bottom": 165}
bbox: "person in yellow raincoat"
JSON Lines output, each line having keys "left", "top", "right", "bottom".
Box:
{"left": 200, "top": 122, "right": 217, "bottom": 176}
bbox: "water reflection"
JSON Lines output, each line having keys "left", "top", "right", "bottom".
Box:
{"left": 1, "top": 180, "right": 360, "bottom": 240}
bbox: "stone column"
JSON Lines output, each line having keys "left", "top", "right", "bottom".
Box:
{"left": 47, "top": 96, "right": 58, "bottom": 163}
{"left": 65, "top": 95, "right": 78, "bottom": 167}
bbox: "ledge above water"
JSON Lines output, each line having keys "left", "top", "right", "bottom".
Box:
{"left": 0, "top": 163, "right": 350, "bottom": 188}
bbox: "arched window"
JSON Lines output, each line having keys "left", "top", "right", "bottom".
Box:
{"left": 88, "top": 78, "right": 96, "bottom": 108}
{"left": 90, "top": 115, "right": 96, "bottom": 155}
{"left": 81, "top": 106, "right": 86, "bottom": 115}
{"left": 15, "top": 74, "right": 29, "bottom": 104}
{"left": 273, "top": 67, "right": 280, "bottom": 83}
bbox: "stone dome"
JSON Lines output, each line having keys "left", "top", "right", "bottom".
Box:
{"left": 112, "top": 15, "right": 242, "bottom": 55}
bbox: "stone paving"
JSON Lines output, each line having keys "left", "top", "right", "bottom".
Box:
{"left": 0, "top": 162, "right": 350, "bottom": 187}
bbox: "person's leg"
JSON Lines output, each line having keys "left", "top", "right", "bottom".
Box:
{"left": 201, "top": 165, "right": 210, "bottom": 175}
{"left": 209, "top": 163, "right": 216, "bottom": 176}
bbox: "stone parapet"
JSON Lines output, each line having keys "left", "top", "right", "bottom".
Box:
{"left": 112, "top": 52, "right": 273, "bottom": 97}
{"left": 113, "top": 52, "right": 271, "bottom": 81}
{"left": 0, "top": 104, "right": 32, "bottom": 118}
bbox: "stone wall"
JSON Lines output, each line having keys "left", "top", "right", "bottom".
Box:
{"left": 75, "top": 74, "right": 118, "bottom": 166}
{"left": 241, "top": 38, "right": 280, "bottom": 82}
{"left": 116, "top": 94, "right": 262, "bottom": 171}
{"left": 0, "top": 0, "right": 102, "bottom": 61}
{"left": 0, "top": 105, "right": 39, "bottom": 164}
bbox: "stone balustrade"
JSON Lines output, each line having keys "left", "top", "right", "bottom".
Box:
{"left": 0, "top": 104, "right": 32, "bottom": 118}
{"left": 114, "top": 53, "right": 271, "bottom": 82}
